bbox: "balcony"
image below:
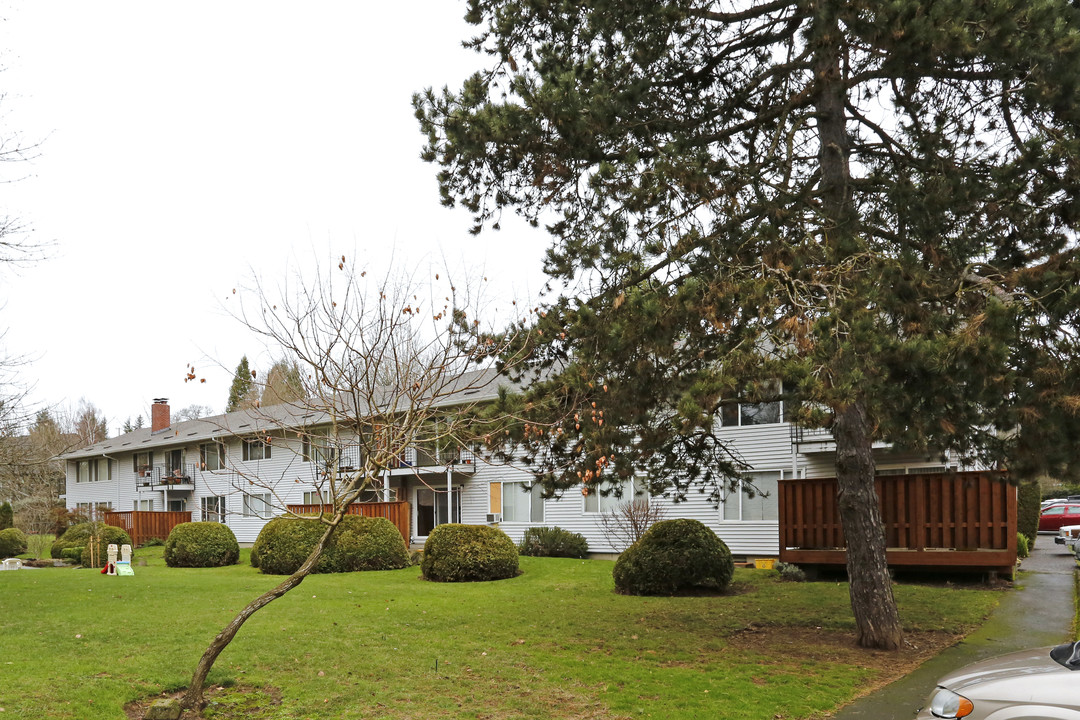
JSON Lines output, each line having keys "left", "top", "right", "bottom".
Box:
{"left": 388, "top": 445, "right": 476, "bottom": 475}
{"left": 135, "top": 464, "right": 196, "bottom": 491}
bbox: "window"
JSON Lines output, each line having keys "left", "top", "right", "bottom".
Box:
{"left": 76, "top": 459, "right": 111, "bottom": 483}
{"left": 133, "top": 499, "right": 153, "bottom": 511}
{"left": 168, "top": 498, "right": 186, "bottom": 512}
{"left": 501, "top": 481, "right": 544, "bottom": 523}
{"left": 134, "top": 451, "right": 154, "bottom": 477}
{"left": 584, "top": 478, "right": 641, "bottom": 514}
{"left": 200, "top": 442, "right": 225, "bottom": 471}
{"left": 77, "top": 502, "right": 112, "bottom": 520}
{"left": 165, "top": 449, "right": 186, "bottom": 478}
{"left": 242, "top": 493, "right": 273, "bottom": 519}
{"left": 720, "top": 380, "right": 783, "bottom": 427}
{"left": 242, "top": 438, "right": 272, "bottom": 461}
{"left": 722, "top": 470, "right": 782, "bottom": 521}
{"left": 303, "top": 490, "right": 325, "bottom": 505}
{"left": 201, "top": 496, "right": 225, "bottom": 523}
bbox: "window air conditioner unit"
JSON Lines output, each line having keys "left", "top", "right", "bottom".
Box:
{"left": 485, "top": 513, "right": 502, "bottom": 523}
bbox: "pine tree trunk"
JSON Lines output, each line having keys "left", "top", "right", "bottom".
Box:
{"left": 181, "top": 517, "right": 342, "bottom": 710}
{"left": 833, "top": 402, "right": 903, "bottom": 650}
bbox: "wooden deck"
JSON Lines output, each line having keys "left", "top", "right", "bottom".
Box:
{"left": 285, "top": 501, "right": 411, "bottom": 543}
{"left": 104, "top": 510, "right": 192, "bottom": 547}
{"left": 778, "top": 471, "right": 1017, "bottom": 574}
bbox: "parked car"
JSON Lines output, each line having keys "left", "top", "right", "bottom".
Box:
{"left": 1038, "top": 503, "right": 1080, "bottom": 532}
{"left": 916, "top": 643, "right": 1080, "bottom": 719}
{"left": 1055, "top": 525, "right": 1080, "bottom": 550}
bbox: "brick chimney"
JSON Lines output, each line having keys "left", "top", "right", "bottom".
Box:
{"left": 151, "top": 398, "right": 171, "bottom": 434}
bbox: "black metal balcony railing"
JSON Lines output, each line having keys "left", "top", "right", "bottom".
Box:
{"left": 135, "top": 463, "right": 197, "bottom": 489}
{"left": 313, "top": 443, "right": 478, "bottom": 474}
{"left": 789, "top": 425, "right": 834, "bottom": 445}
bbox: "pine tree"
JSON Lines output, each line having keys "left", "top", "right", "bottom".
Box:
{"left": 226, "top": 356, "right": 256, "bottom": 413}
{"left": 417, "top": 0, "right": 1080, "bottom": 649}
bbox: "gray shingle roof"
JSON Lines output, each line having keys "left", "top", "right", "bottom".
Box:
{"left": 58, "top": 367, "right": 515, "bottom": 460}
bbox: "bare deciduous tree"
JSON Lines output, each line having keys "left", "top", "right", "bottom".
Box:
{"left": 597, "top": 498, "right": 666, "bottom": 552}
{"left": 181, "top": 261, "right": 530, "bottom": 710}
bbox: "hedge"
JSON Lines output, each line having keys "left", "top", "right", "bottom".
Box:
{"left": 518, "top": 526, "right": 589, "bottom": 558}
{"left": 252, "top": 516, "right": 409, "bottom": 575}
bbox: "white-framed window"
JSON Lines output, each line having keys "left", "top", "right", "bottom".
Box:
{"left": 242, "top": 438, "right": 272, "bottom": 461}
{"left": 722, "top": 470, "right": 784, "bottom": 521}
{"left": 75, "top": 458, "right": 112, "bottom": 483}
{"left": 242, "top": 492, "right": 273, "bottom": 519}
{"left": 168, "top": 498, "right": 186, "bottom": 512}
{"left": 720, "top": 380, "right": 783, "bottom": 427}
{"left": 583, "top": 477, "right": 643, "bottom": 514}
{"left": 77, "top": 502, "right": 112, "bottom": 520}
{"left": 501, "top": 481, "right": 544, "bottom": 523}
{"left": 200, "top": 442, "right": 225, "bottom": 471}
{"left": 303, "top": 490, "right": 325, "bottom": 505}
{"left": 201, "top": 496, "right": 225, "bottom": 523}
{"left": 133, "top": 499, "right": 153, "bottom": 511}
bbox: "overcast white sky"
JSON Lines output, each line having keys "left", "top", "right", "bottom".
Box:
{"left": 0, "top": 2, "right": 549, "bottom": 432}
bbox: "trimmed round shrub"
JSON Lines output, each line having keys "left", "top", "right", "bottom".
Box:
{"left": 518, "top": 526, "right": 589, "bottom": 558}
{"left": 421, "top": 523, "right": 519, "bottom": 582}
{"left": 165, "top": 522, "right": 240, "bottom": 567}
{"left": 51, "top": 522, "right": 98, "bottom": 559}
{"left": 613, "top": 518, "right": 734, "bottom": 595}
{"left": 0, "top": 527, "right": 27, "bottom": 556}
{"left": 252, "top": 515, "right": 409, "bottom": 575}
{"left": 80, "top": 525, "right": 133, "bottom": 569}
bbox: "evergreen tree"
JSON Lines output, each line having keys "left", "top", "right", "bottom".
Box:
{"left": 226, "top": 356, "right": 256, "bottom": 412}
{"left": 417, "top": 0, "right": 1080, "bottom": 649}
{"left": 0, "top": 501, "right": 12, "bottom": 530}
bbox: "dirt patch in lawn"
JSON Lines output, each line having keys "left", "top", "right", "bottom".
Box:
{"left": 726, "top": 623, "right": 961, "bottom": 692}
{"left": 124, "top": 685, "right": 282, "bottom": 720}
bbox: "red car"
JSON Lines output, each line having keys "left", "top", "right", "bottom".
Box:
{"left": 1038, "top": 503, "right": 1080, "bottom": 532}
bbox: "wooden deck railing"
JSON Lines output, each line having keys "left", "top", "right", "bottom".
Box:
{"left": 104, "top": 510, "right": 192, "bottom": 547}
{"left": 778, "top": 471, "right": 1016, "bottom": 573}
{"left": 285, "top": 501, "right": 411, "bottom": 542}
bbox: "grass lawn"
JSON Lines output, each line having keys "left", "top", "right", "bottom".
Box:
{"left": 0, "top": 546, "right": 999, "bottom": 719}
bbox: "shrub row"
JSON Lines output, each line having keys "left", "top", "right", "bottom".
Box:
{"left": 518, "top": 526, "right": 588, "bottom": 558}
{"left": 51, "top": 522, "right": 132, "bottom": 566}
{"left": 251, "top": 516, "right": 410, "bottom": 575}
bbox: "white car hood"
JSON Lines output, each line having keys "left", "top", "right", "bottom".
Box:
{"left": 936, "top": 647, "right": 1078, "bottom": 706}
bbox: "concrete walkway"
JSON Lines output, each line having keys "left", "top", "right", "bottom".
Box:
{"left": 832, "top": 539, "right": 1076, "bottom": 719}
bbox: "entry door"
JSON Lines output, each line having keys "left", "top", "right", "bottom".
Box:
{"left": 415, "top": 487, "right": 461, "bottom": 537}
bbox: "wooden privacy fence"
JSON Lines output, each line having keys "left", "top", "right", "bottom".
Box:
{"left": 104, "top": 511, "right": 192, "bottom": 547}
{"left": 285, "top": 501, "right": 411, "bottom": 542}
{"left": 778, "top": 471, "right": 1016, "bottom": 574}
